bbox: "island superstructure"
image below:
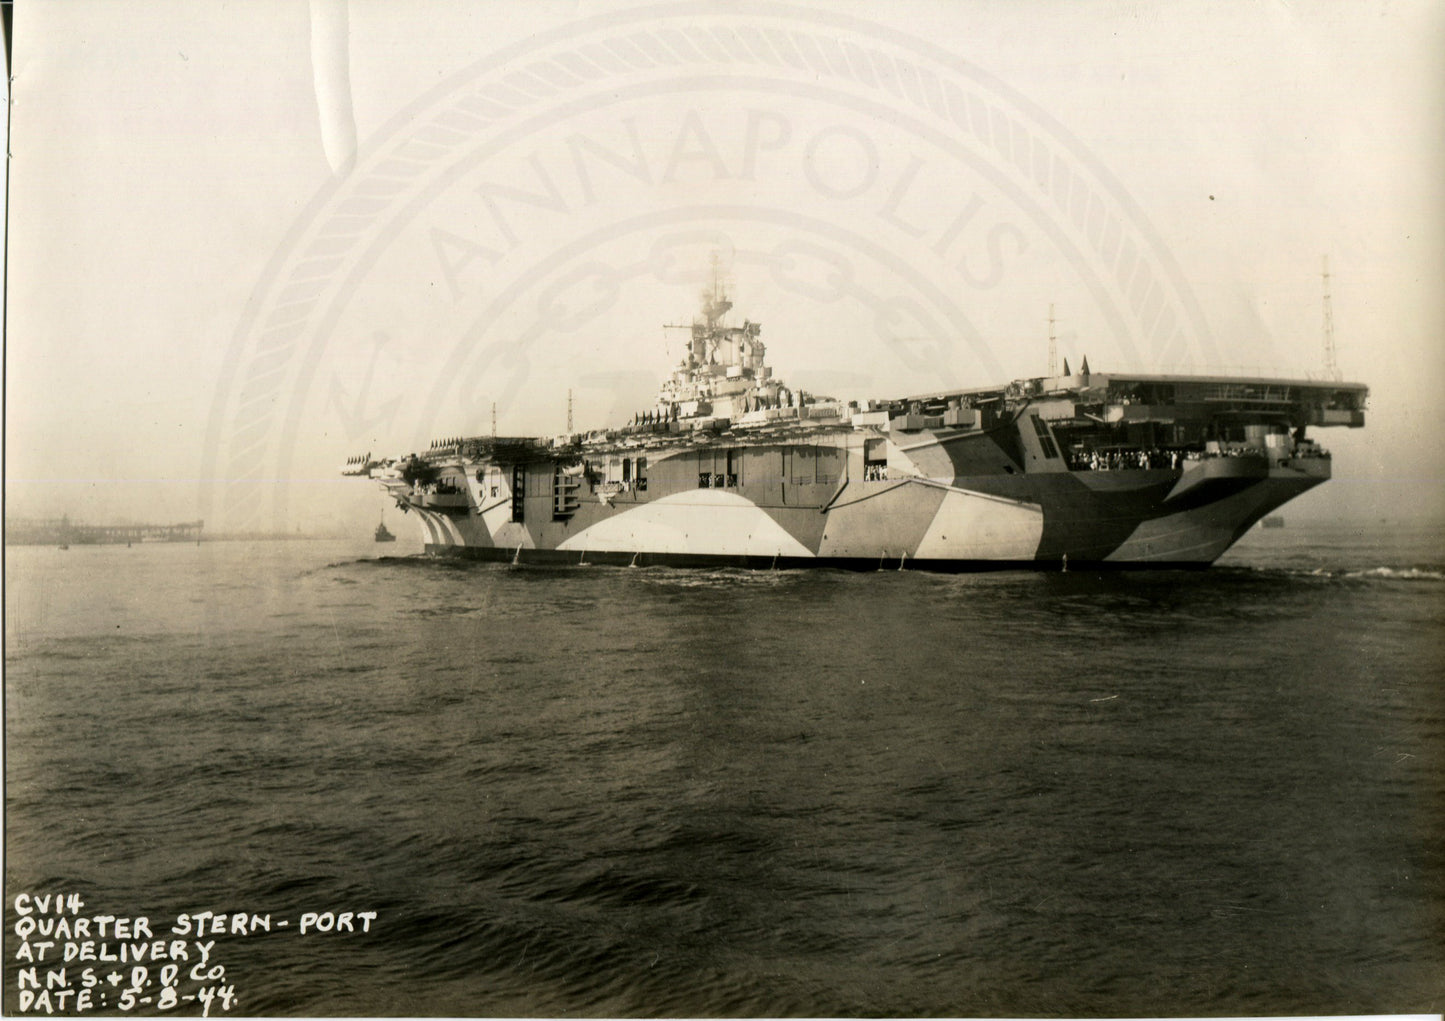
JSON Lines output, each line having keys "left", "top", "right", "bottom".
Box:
{"left": 344, "top": 284, "right": 1366, "bottom": 569}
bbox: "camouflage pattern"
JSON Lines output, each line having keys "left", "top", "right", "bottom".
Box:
{"left": 348, "top": 287, "right": 1366, "bottom": 570}
{"left": 375, "top": 414, "right": 1338, "bottom": 570}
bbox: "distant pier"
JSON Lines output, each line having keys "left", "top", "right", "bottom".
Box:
{"left": 6, "top": 517, "right": 205, "bottom": 546}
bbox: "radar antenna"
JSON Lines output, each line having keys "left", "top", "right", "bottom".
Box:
{"left": 1321, "top": 255, "right": 1341, "bottom": 382}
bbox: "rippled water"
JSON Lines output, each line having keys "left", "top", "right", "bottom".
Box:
{"left": 5, "top": 524, "right": 1443, "bottom": 1016}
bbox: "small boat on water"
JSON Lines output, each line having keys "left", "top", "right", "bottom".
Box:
{"left": 1261, "top": 516, "right": 1286, "bottom": 529}
{"left": 374, "top": 518, "right": 396, "bottom": 543}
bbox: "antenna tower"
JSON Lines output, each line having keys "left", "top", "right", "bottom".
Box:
{"left": 1047, "top": 303, "right": 1057, "bottom": 376}
{"left": 491, "top": 402, "right": 497, "bottom": 438}
{"left": 1321, "top": 255, "right": 1341, "bottom": 382}
{"left": 567, "top": 389, "right": 573, "bottom": 432}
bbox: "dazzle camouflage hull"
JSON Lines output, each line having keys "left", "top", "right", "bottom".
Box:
{"left": 345, "top": 285, "right": 1366, "bottom": 570}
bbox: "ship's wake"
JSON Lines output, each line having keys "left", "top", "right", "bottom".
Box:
{"left": 1245, "top": 565, "right": 1445, "bottom": 584}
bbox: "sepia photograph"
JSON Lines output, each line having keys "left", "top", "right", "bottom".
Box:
{"left": 5, "top": 0, "right": 1443, "bottom": 1016}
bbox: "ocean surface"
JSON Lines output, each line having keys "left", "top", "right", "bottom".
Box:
{"left": 5, "top": 523, "right": 1443, "bottom": 1017}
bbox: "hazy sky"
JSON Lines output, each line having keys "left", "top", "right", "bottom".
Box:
{"left": 8, "top": 0, "right": 1443, "bottom": 533}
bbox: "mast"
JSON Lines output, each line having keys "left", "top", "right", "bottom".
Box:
{"left": 1321, "top": 255, "right": 1341, "bottom": 382}
{"left": 701, "top": 251, "right": 732, "bottom": 328}
{"left": 1047, "top": 303, "right": 1057, "bottom": 377}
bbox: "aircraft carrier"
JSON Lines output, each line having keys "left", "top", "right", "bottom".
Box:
{"left": 344, "top": 284, "right": 1366, "bottom": 569}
